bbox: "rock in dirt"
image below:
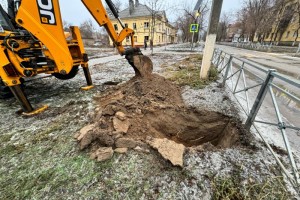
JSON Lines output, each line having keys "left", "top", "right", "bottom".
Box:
{"left": 134, "top": 146, "right": 150, "bottom": 153}
{"left": 90, "top": 147, "right": 114, "bottom": 162}
{"left": 115, "top": 138, "right": 138, "bottom": 149}
{"left": 146, "top": 137, "right": 185, "bottom": 167}
{"left": 114, "top": 148, "right": 128, "bottom": 154}
{"left": 115, "top": 111, "right": 126, "bottom": 121}
{"left": 113, "top": 117, "right": 130, "bottom": 133}
{"left": 76, "top": 124, "right": 95, "bottom": 141}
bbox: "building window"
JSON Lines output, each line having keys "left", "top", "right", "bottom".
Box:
{"left": 125, "top": 23, "right": 128, "bottom": 28}
{"left": 159, "top": 36, "right": 160, "bottom": 42}
{"left": 114, "top": 24, "right": 118, "bottom": 31}
{"left": 144, "top": 36, "right": 149, "bottom": 41}
{"left": 144, "top": 22, "right": 149, "bottom": 28}
{"left": 133, "top": 23, "right": 137, "bottom": 29}
{"left": 286, "top": 31, "right": 290, "bottom": 38}
{"left": 126, "top": 36, "right": 129, "bottom": 42}
{"left": 134, "top": 36, "right": 137, "bottom": 42}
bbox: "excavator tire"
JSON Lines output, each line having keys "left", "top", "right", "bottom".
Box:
{"left": 52, "top": 65, "right": 79, "bottom": 80}
{"left": 0, "top": 77, "right": 13, "bottom": 99}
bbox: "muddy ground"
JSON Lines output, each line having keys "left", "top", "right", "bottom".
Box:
{"left": 0, "top": 48, "right": 297, "bottom": 199}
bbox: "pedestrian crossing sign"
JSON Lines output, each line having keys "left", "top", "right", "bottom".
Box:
{"left": 190, "top": 24, "right": 199, "bottom": 33}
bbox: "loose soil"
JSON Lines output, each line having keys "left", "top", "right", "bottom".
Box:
{"left": 77, "top": 73, "right": 248, "bottom": 154}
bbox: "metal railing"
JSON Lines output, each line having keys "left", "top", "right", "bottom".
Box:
{"left": 212, "top": 49, "right": 300, "bottom": 189}
{"left": 218, "top": 42, "right": 300, "bottom": 54}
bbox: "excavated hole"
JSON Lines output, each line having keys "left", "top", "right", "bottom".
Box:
{"left": 140, "top": 108, "right": 240, "bottom": 148}
{"left": 78, "top": 74, "right": 246, "bottom": 152}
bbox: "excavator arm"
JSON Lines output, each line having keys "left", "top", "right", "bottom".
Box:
{"left": 0, "top": 0, "right": 152, "bottom": 115}
{"left": 81, "top": 0, "right": 153, "bottom": 77}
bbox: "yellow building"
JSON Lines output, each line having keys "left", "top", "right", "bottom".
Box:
{"left": 109, "top": 0, "right": 177, "bottom": 47}
{"left": 254, "top": 0, "right": 300, "bottom": 45}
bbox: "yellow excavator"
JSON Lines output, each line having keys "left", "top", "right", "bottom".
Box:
{"left": 0, "top": 0, "right": 152, "bottom": 115}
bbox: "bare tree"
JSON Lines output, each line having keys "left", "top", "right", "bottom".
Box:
{"left": 79, "top": 19, "right": 95, "bottom": 39}
{"left": 247, "top": 0, "right": 274, "bottom": 41}
{"left": 105, "top": 0, "right": 122, "bottom": 16}
{"left": 143, "top": 0, "right": 171, "bottom": 54}
{"left": 293, "top": 1, "right": 300, "bottom": 46}
{"left": 63, "top": 20, "right": 73, "bottom": 32}
{"left": 174, "top": 0, "right": 209, "bottom": 43}
{"left": 217, "top": 12, "right": 232, "bottom": 42}
{"left": 235, "top": 0, "right": 274, "bottom": 42}
{"left": 269, "top": 0, "right": 291, "bottom": 44}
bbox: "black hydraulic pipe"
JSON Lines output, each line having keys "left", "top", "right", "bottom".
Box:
{"left": 105, "top": 0, "right": 119, "bottom": 18}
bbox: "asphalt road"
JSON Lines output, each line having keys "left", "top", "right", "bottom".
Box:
{"left": 215, "top": 44, "right": 300, "bottom": 158}
{"left": 216, "top": 45, "right": 300, "bottom": 80}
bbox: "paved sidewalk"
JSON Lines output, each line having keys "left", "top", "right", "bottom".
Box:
{"left": 88, "top": 44, "right": 201, "bottom": 66}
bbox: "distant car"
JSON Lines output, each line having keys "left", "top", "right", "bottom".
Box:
{"left": 93, "top": 42, "right": 101, "bottom": 46}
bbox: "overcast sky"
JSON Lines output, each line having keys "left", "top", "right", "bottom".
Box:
{"left": 59, "top": 0, "right": 243, "bottom": 27}
{"left": 0, "top": 0, "right": 243, "bottom": 26}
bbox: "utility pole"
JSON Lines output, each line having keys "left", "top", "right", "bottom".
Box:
{"left": 200, "top": 0, "right": 223, "bottom": 79}
{"left": 191, "top": 0, "right": 203, "bottom": 51}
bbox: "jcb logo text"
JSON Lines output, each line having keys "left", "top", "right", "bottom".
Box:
{"left": 37, "top": 0, "right": 56, "bottom": 25}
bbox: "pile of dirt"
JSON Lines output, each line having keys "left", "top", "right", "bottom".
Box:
{"left": 75, "top": 74, "right": 247, "bottom": 166}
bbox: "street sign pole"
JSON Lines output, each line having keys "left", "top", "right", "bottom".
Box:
{"left": 191, "top": 31, "right": 195, "bottom": 51}
{"left": 190, "top": 23, "right": 199, "bottom": 51}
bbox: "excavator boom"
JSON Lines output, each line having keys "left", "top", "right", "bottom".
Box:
{"left": 81, "top": 0, "right": 153, "bottom": 78}
{"left": 0, "top": 0, "right": 153, "bottom": 114}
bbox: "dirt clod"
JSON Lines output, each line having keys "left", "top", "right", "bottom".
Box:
{"left": 146, "top": 137, "right": 185, "bottom": 167}
{"left": 115, "top": 138, "right": 138, "bottom": 149}
{"left": 77, "top": 124, "right": 95, "bottom": 141}
{"left": 114, "top": 148, "right": 128, "bottom": 154}
{"left": 90, "top": 147, "right": 114, "bottom": 162}
{"left": 76, "top": 74, "right": 246, "bottom": 164}
{"left": 113, "top": 116, "right": 130, "bottom": 133}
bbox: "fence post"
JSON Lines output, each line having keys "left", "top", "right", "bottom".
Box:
{"left": 297, "top": 43, "right": 300, "bottom": 54}
{"left": 244, "top": 69, "right": 276, "bottom": 130}
{"left": 216, "top": 50, "right": 222, "bottom": 66}
{"left": 221, "top": 55, "right": 233, "bottom": 87}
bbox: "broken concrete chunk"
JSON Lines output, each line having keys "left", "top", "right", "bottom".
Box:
{"left": 146, "top": 137, "right": 185, "bottom": 167}
{"left": 114, "top": 148, "right": 128, "bottom": 154}
{"left": 79, "top": 132, "right": 94, "bottom": 150}
{"left": 115, "top": 111, "right": 126, "bottom": 121}
{"left": 77, "top": 124, "right": 95, "bottom": 141}
{"left": 115, "top": 138, "right": 137, "bottom": 149}
{"left": 91, "top": 147, "right": 114, "bottom": 162}
{"left": 113, "top": 117, "right": 130, "bottom": 133}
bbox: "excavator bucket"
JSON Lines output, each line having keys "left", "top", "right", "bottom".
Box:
{"left": 132, "top": 55, "right": 153, "bottom": 78}
{"left": 124, "top": 48, "right": 153, "bottom": 78}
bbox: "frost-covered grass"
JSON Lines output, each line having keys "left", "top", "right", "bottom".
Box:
{"left": 167, "top": 54, "right": 219, "bottom": 89}
{"left": 0, "top": 51, "right": 296, "bottom": 199}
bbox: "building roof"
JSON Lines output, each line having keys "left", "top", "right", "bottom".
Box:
{"left": 111, "top": 3, "right": 176, "bottom": 29}
{"left": 115, "top": 4, "right": 165, "bottom": 19}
